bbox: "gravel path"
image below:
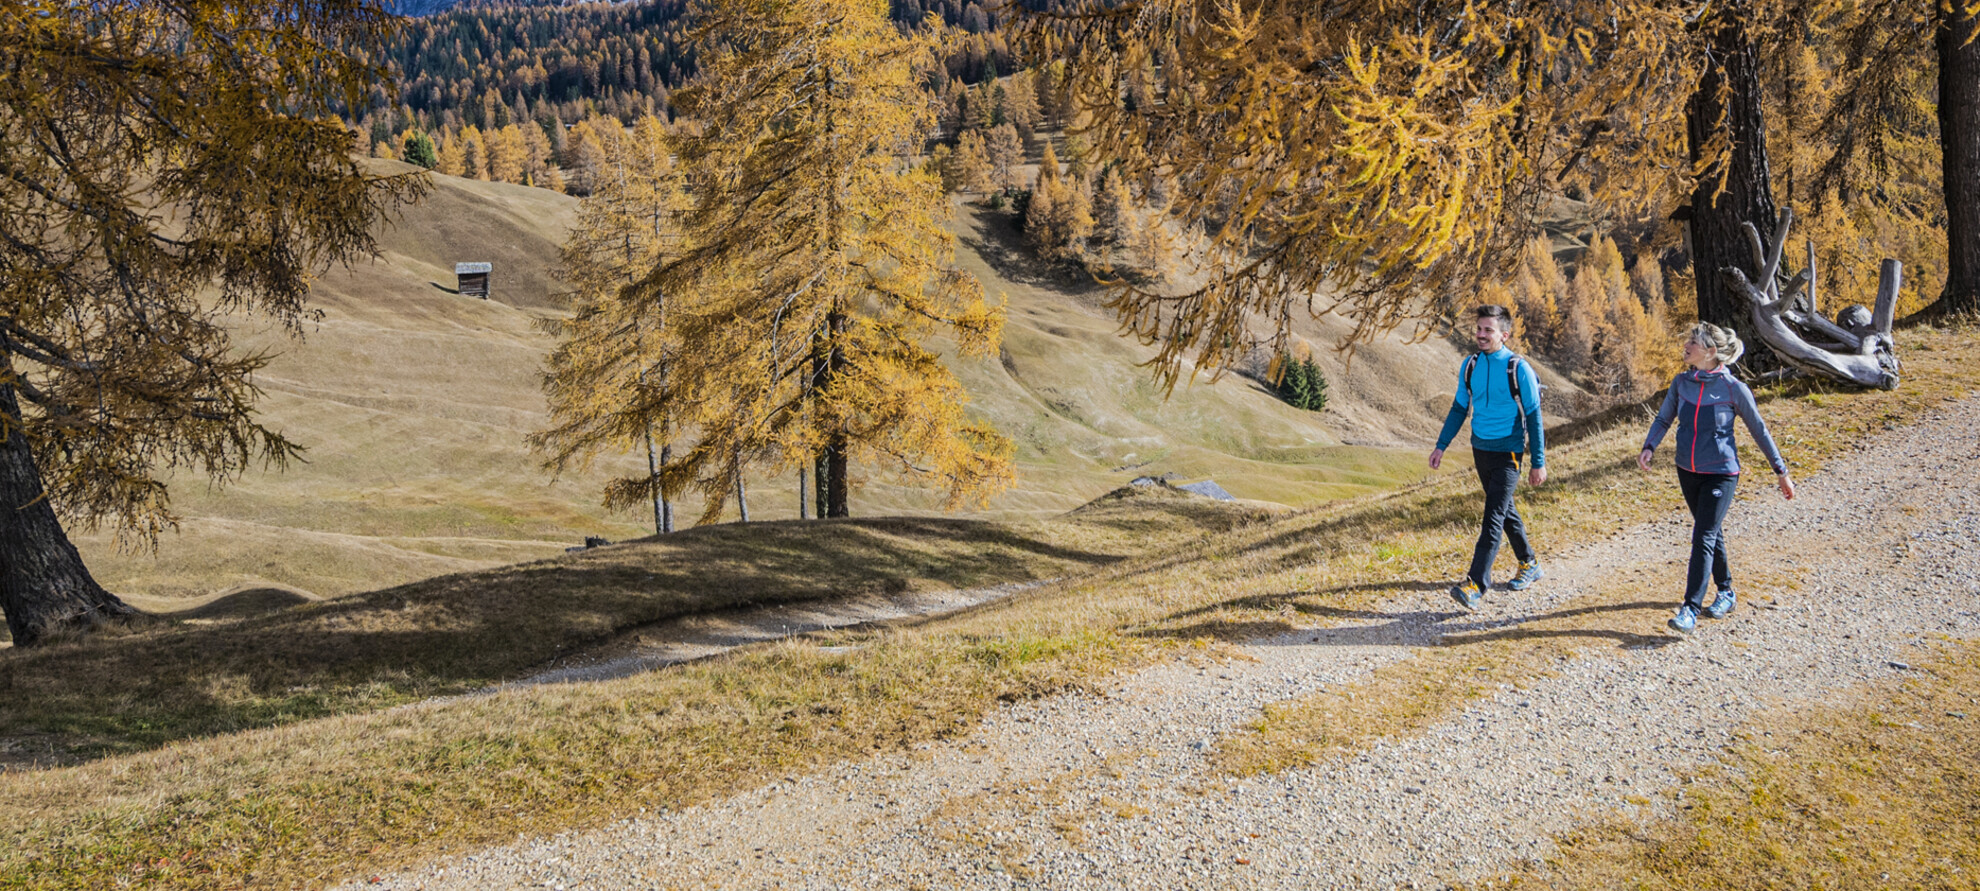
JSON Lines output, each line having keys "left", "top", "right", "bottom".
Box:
{"left": 346, "top": 394, "right": 1980, "bottom": 891}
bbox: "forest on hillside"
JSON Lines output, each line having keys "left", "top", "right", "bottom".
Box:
{"left": 347, "top": 0, "right": 1021, "bottom": 171}
{"left": 343, "top": 0, "right": 1966, "bottom": 413}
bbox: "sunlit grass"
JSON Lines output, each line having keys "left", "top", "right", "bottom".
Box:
{"left": 3, "top": 323, "right": 1974, "bottom": 890}
{"left": 1474, "top": 637, "right": 1980, "bottom": 890}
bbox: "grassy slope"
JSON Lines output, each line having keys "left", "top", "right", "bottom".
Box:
{"left": 3, "top": 323, "right": 1970, "bottom": 891}
{"left": 74, "top": 162, "right": 1479, "bottom": 603}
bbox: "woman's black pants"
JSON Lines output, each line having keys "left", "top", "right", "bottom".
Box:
{"left": 1676, "top": 468, "right": 1738, "bottom": 607}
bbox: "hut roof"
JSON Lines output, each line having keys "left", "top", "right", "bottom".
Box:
{"left": 454, "top": 262, "right": 492, "bottom": 274}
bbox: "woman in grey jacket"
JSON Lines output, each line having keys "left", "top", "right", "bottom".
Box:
{"left": 1638, "top": 322, "right": 1796, "bottom": 633}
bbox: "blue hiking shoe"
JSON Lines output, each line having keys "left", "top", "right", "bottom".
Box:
{"left": 1668, "top": 603, "right": 1699, "bottom": 633}
{"left": 1449, "top": 580, "right": 1483, "bottom": 610}
{"left": 1506, "top": 561, "right": 1544, "bottom": 591}
{"left": 1703, "top": 587, "right": 1736, "bottom": 619}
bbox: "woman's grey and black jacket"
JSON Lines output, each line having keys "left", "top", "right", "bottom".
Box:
{"left": 1642, "top": 368, "right": 1787, "bottom": 476}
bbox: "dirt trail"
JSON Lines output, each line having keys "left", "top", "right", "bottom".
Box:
{"left": 504, "top": 580, "right": 1053, "bottom": 688}
{"left": 346, "top": 394, "right": 1980, "bottom": 891}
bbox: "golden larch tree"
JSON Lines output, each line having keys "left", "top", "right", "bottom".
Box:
{"left": 533, "top": 115, "right": 688, "bottom": 533}
{"left": 639, "top": 0, "right": 1011, "bottom": 521}
{"left": 0, "top": 0, "right": 423, "bottom": 644}
{"left": 985, "top": 122, "right": 1025, "bottom": 192}
{"left": 1024, "top": 0, "right": 1977, "bottom": 381}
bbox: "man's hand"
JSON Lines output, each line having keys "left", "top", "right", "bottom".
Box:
{"left": 1428, "top": 448, "right": 1444, "bottom": 470}
{"left": 1528, "top": 465, "right": 1547, "bottom": 486}
{"left": 1637, "top": 449, "right": 1654, "bottom": 472}
{"left": 1778, "top": 473, "right": 1796, "bottom": 500}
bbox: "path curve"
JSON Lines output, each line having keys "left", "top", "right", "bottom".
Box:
{"left": 345, "top": 394, "right": 1980, "bottom": 890}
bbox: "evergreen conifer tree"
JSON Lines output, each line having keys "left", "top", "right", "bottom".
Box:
{"left": 402, "top": 129, "right": 439, "bottom": 168}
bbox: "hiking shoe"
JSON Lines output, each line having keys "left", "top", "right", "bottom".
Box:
{"left": 1703, "top": 587, "right": 1737, "bottom": 619}
{"left": 1449, "top": 580, "right": 1483, "bottom": 610}
{"left": 1506, "top": 561, "right": 1544, "bottom": 591}
{"left": 1668, "top": 603, "right": 1699, "bottom": 633}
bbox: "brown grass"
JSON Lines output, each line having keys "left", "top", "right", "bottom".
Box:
{"left": 1475, "top": 636, "right": 1980, "bottom": 890}
{"left": 2, "top": 323, "right": 1975, "bottom": 889}
{"left": 74, "top": 170, "right": 1443, "bottom": 607}
{"left": 5, "top": 486, "right": 1266, "bottom": 765}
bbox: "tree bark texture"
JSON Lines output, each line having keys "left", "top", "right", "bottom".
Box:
{"left": 0, "top": 382, "right": 132, "bottom": 645}
{"left": 813, "top": 449, "right": 829, "bottom": 520}
{"left": 1939, "top": 0, "right": 1980, "bottom": 316}
{"left": 1685, "top": 0, "right": 1782, "bottom": 369}
{"left": 820, "top": 310, "right": 850, "bottom": 518}
{"left": 659, "top": 444, "right": 675, "bottom": 534}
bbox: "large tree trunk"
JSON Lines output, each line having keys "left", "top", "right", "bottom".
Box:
{"left": 823, "top": 434, "right": 849, "bottom": 518}
{"left": 1685, "top": 0, "right": 1782, "bottom": 370}
{"left": 1938, "top": 0, "right": 1980, "bottom": 316}
{"left": 0, "top": 382, "right": 133, "bottom": 646}
{"left": 818, "top": 310, "right": 851, "bottom": 519}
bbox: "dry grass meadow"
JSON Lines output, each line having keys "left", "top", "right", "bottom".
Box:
{"left": 7, "top": 161, "right": 1976, "bottom": 889}
{"left": 69, "top": 160, "right": 1453, "bottom": 609}
{"left": 2, "top": 310, "right": 1972, "bottom": 888}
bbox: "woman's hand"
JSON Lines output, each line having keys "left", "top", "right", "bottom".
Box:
{"left": 1777, "top": 473, "right": 1795, "bottom": 500}
{"left": 1637, "top": 449, "right": 1654, "bottom": 472}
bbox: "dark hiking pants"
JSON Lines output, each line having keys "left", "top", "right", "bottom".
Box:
{"left": 1467, "top": 449, "right": 1534, "bottom": 589}
{"left": 1677, "top": 468, "right": 1738, "bottom": 608}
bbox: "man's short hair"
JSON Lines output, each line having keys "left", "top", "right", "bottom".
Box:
{"left": 1475, "top": 304, "right": 1513, "bottom": 332}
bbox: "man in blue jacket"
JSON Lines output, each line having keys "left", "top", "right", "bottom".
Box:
{"left": 1429, "top": 304, "right": 1547, "bottom": 608}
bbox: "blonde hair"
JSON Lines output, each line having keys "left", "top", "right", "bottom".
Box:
{"left": 1687, "top": 322, "right": 1744, "bottom": 366}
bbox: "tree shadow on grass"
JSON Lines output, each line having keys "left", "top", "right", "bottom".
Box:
{"left": 1134, "top": 590, "right": 1679, "bottom": 652}
{"left": 1238, "top": 453, "right": 1659, "bottom": 576}
{"left": 955, "top": 202, "right": 1100, "bottom": 292}
{"left": 0, "top": 516, "right": 1130, "bottom": 765}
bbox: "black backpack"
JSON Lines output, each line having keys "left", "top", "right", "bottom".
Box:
{"left": 1461, "top": 352, "right": 1531, "bottom": 411}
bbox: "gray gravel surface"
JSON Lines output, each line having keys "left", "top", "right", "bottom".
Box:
{"left": 341, "top": 394, "right": 1980, "bottom": 891}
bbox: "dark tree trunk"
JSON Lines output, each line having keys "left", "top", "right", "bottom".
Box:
{"left": 823, "top": 434, "right": 849, "bottom": 518}
{"left": 0, "top": 382, "right": 132, "bottom": 646}
{"left": 645, "top": 425, "right": 675, "bottom": 535}
{"left": 813, "top": 449, "right": 829, "bottom": 520}
{"left": 823, "top": 308, "right": 847, "bottom": 518}
{"left": 1939, "top": 0, "right": 1980, "bottom": 316}
{"left": 1685, "top": 0, "right": 1782, "bottom": 369}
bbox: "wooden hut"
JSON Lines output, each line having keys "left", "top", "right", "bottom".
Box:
{"left": 454, "top": 262, "right": 491, "bottom": 299}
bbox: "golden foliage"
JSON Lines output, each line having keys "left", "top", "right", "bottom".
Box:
{"left": 1024, "top": 0, "right": 1969, "bottom": 386}
{"left": 533, "top": 114, "right": 687, "bottom": 513}
{"left": 948, "top": 128, "right": 995, "bottom": 193}
{"left": 1022, "top": 1, "right": 1703, "bottom": 387}
{"left": 0, "top": 0, "right": 425, "bottom": 540}
{"left": 1757, "top": 0, "right": 1956, "bottom": 318}
{"left": 629, "top": 0, "right": 1012, "bottom": 520}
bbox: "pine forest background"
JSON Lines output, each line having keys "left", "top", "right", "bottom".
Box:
{"left": 348, "top": 0, "right": 1952, "bottom": 409}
